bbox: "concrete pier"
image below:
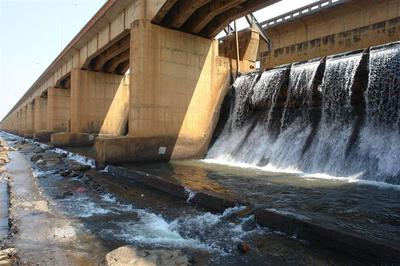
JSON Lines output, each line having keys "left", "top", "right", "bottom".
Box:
{"left": 0, "top": 0, "right": 398, "bottom": 164}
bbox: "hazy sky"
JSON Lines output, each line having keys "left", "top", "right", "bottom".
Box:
{"left": 0, "top": 0, "right": 317, "bottom": 120}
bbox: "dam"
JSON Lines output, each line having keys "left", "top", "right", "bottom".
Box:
{"left": 0, "top": 0, "right": 399, "bottom": 264}
{"left": 208, "top": 42, "right": 400, "bottom": 184}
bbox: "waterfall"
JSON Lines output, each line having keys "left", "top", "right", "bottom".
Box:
{"left": 299, "top": 53, "right": 363, "bottom": 176}
{"left": 207, "top": 67, "right": 287, "bottom": 163}
{"left": 207, "top": 42, "right": 400, "bottom": 184}
{"left": 356, "top": 44, "right": 400, "bottom": 183}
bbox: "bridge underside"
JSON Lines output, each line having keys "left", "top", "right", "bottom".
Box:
{"left": 1, "top": 0, "right": 399, "bottom": 167}
{"left": 152, "top": 0, "right": 279, "bottom": 38}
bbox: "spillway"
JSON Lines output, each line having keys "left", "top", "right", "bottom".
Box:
{"left": 207, "top": 42, "right": 400, "bottom": 184}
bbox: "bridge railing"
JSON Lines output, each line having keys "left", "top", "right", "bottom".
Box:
{"left": 260, "top": 0, "right": 349, "bottom": 29}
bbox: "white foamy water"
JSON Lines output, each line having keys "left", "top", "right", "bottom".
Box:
{"left": 53, "top": 148, "right": 95, "bottom": 168}
{"left": 207, "top": 43, "right": 400, "bottom": 186}
{"left": 57, "top": 195, "right": 113, "bottom": 218}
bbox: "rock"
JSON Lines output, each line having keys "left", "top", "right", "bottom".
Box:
{"left": 70, "top": 164, "right": 91, "bottom": 172}
{"left": 237, "top": 242, "right": 250, "bottom": 254}
{"left": 60, "top": 169, "right": 72, "bottom": 177}
{"left": 30, "top": 154, "right": 43, "bottom": 162}
{"left": 55, "top": 191, "right": 73, "bottom": 199}
{"left": 0, "top": 259, "right": 12, "bottom": 266}
{"left": 57, "top": 153, "right": 67, "bottom": 158}
{"left": 0, "top": 248, "right": 17, "bottom": 266}
{"left": 241, "top": 218, "right": 257, "bottom": 231}
{"left": 33, "top": 147, "right": 45, "bottom": 153}
{"left": 69, "top": 171, "right": 81, "bottom": 178}
{"left": 105, "top": 246, "right": 189, "bottom": 266}
{"left": 75, "top": 187, "right": 87, "bottom": 193}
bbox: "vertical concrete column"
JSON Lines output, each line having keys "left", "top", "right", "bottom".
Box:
{"left": 18, "top": 110, "right": 23, "bottom": 134}
{"left": 47, "top": 87, "right": 70, "bottom": 132}
{"left": 23, "top": 101, "right": 35, "bottom": 137}
{"left": 33, "top": 96, "right": 51, "bottom": 141}
{"left": 118, "top": 20, "right": 231, "bottom": 161}
{"left": 16, "top": 111, "right": 21, "bottom": 134}
{"left": 34, "top": 96, "right": 47, "bottom": 131}
{"left": 52, "top": 69, "right": 129, "bottom": 147}
{"left": 20, "top": 106, "right": 27, "bottom": 135}
{"left": 70, "top": 68, "right": 129, "bottom": 135}
{"left": 27, "top": 102, "right": 35, "bottom": 130}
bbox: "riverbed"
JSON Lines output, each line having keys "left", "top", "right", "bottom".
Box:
{"left": 0, "top": 131, "right": 363, "bottom": 265}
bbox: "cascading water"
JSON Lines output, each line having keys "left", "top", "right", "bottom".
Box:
{"left": 355, "top": 44, "right": 400, "bottom": 183}
{"left": 207, "top": 42, "right": 400, "bottom": 184}
{"left": 208, "top": 68, "right": 288, "bottom": 163}
{"left": 300, "top": 52, "right": 363, "bottom": 176}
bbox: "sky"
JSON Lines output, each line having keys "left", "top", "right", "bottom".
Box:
{"left": 0, "top": 0, "right": 317, "bottom": 121}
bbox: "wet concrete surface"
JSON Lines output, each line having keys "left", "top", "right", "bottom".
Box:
{"left": 0, "top": 132, "right": 363, "bottom": 265}
{"left": 121, "top": 160, "right": 400, "bottom": 255}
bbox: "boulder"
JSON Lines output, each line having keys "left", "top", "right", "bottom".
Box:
{"left": 33, "top": 147, "right": 45, "bottom": 154}
{"left": 30, "top": 154, "right": 43, "bottom": 162}
{"left": 70, "top": 164, "right": 91, "bottom": 172}
{"left": 105, "top": 246, "right": 189, "bottom": 266}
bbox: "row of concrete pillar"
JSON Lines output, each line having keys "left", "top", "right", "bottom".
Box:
{"left": 1, "top": 21, "right": 259, "bottom": 166}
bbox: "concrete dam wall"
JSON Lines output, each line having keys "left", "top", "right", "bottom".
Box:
{"left": 208, "top": 41, "right": 400, "bottom": 184}
{"left": 259, "top": 0, "right": 400, "bottom": 69}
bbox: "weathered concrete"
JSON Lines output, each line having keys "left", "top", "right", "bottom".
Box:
{"left": 47, "top": 87, "right": 70, "bottom": 132}
{"left": 254, "top": 209, "right": 400, "bottom": 264}
{"left": 51, "top": 132, "right": 95, "bottom": 147}
{"left": 33, "top": 96, "right": 51, "bottom": 141}
{"left": 105, "top": 165, "right": 240, "bottom": 212}
{"left": 33, "top": 96, "right": 47, "bottom": 132}
{"left": 70, "top": 69, "right": 130, "bottom": 135}
{"left": 1, "top": 0, "right": 398, "bottom": 167}
{"left": 260, "top": 0, "right": 400, "bottom": 68}
{"left": 95, "top": 19, "right": 257, "bottom": 165}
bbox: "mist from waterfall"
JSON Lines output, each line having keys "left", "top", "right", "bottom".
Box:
{"left": 207, "top": 43, "right": 400, "bottom": 184}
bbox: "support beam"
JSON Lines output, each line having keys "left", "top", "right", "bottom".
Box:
{"left": 151, "top": 0, "right": 180, "bottom": 24}
{"left": 87, "top": 35, "right": 130, "bottom": 72}
{"left": 200, "top": 0, "right": 280, "bottom": 37}
{"left": 183, "top": 0, "right": 246, "bottom": 34}
{"left": 163, "top": 0, "right": 210, "bottom": 29}
{"left": 103, "top": 50, "right": 130, "bottom": 73}
{"left": 115, "top": 61, "right": 130, "bottom": 74}
{"left": 245, "top": 13, "right": 272, "bottom": 50}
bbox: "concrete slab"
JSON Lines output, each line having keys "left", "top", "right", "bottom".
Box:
{"left": 106, "top": 165, "right": 241, "bottom": 212}
{"left": 113, "top": 161, "right": 400, "bottom": 264}
{"left": 33, "top": 131, "right": 53, "bottom": 142}
{"left": 51, "top": 132, "right": 95, "bottom": 147}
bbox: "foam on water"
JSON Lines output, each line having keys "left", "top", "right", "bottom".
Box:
{"left": 101, "top": 193, "right": 117, "bottom": 203}
{"left": 53, "top": 148, "right": 95, "bottom": 167}
{"left": 207, "top": 43, "right": 400, "bottom": 186}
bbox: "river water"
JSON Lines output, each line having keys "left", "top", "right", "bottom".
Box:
{"left": 0, "top": 132, "right": 361, "bottom": 265}
{"left": 0, "top": 177, "right": 8, "bottom": 241}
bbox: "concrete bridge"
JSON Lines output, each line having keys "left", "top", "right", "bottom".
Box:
{"left": 1, "top": 0, "right": 399, "bottom": 166}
